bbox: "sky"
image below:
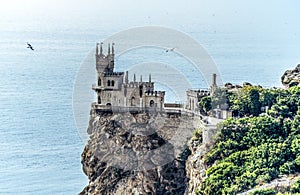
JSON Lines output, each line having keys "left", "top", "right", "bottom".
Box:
{"left": 1, "top": 0, "right": 300, "bottom": 34}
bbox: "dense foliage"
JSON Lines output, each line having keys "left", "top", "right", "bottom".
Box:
{"left": 196, "top": 86, "right": 300, "bottom": 194}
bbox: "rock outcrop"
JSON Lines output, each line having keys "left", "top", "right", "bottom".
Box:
{"left": 281, "top": 64, "right": 300, "bottom": 87}
{"left": 80, "top": 111, "right": 197, "bottom": 195}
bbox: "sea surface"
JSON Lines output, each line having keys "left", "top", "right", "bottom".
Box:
{"left": 0, "top": 22, "right": 299, "bottom": 194}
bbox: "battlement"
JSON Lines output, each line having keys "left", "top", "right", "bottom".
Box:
{"left": 186, "top": 89, "right": 210, "bottom": 97}
{"left": 104, "top": 72, "right": 124, "bottom": 76}
{"left": 145, "top": 90, "right": 165, "bottom": 97}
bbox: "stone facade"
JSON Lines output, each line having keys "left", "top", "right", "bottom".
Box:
{"left": 186, "top": 89, "right": 210, "bottom": 111}
{"left": 92, "top": 43, "right": 165, "bottom": 111}
{"left": 185, "top": 73, "right": 217, "bottom": 112}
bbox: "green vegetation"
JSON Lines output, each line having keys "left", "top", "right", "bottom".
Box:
{"left": 249, "top": 188, "right": 276, "bottom": 195}
{"left": 199, "top": 96, "right": 212, "bottom": 115}
{"left": 192, "top": 128, "right": 203, "bottom": 143}
{"left": 196, "top": 86, "right": 300, "bottom": 194}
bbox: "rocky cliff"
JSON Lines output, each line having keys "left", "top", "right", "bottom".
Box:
{"left": 281, "top": 64, "right": 300, "bottom": 87}
{"left": 79, "top": 110, "right": 202, "bottom": 195}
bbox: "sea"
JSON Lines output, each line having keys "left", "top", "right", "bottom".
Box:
{"left": 0, "top": 19, "right": 299, "bottom": 194}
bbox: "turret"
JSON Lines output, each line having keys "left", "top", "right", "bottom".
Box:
{"left": 95, "top": 42, "right": 115, "bottom": 74}
{"left": 100, "top": 42, "right": 103, "bottom": 55}
{"left": 125, "top": 71, "right": 129, "bottom": 84}
{"left": 107, "top": 43, "right": 114, "bottom": 71}
{"left": 96, "top": 43, "right": 99, "bottom": 55}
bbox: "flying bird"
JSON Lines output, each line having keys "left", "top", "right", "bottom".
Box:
{"left": 27, "top": 42, "right": 34, "bottom": 50}
{"left": 165, "top": 47, "right": 176, "bottom": 52}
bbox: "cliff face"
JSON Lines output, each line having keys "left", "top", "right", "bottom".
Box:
{"left": 281, "top": 64, "right": 300, "bottom": 87}
{"left": 80, "top": 111, "right": 199, "bottom": 195}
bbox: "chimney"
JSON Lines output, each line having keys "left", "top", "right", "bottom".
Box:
{"left": 212, "top": 73, "right": 217, "bottom": 87}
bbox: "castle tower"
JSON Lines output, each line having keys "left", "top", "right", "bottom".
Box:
{"left": 96, "top": 42, "right": 114, "bottom": 74}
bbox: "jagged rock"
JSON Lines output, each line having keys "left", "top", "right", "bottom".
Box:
{"left": 225, "top": 82, "right": 233, "bottom": 89}
{"left": 281, "top": 64, "right": 300, "bottom": 87}
{"left": 243, "top": 82, "right": 252, "bottom": 87}
{"left": 80, "top": 111, "right": 197, "bottom": 195}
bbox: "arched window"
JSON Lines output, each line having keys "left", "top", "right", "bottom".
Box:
{"left": 150, "top": 100, "right": 155, "bottom": 107}
{"left": 131, "top": 97, "right": 135, "bottom": 106}
{"left": 106, "top": 103, "right": 111, "bottom": 106}
{"left": 98, "top": 78, "right": 101, "bottom": 86}
{"left": 98, "top": 96, "right": 101, "bottom": 104}
{"left": 107, "top": 80, "right": 110, "bottom": 86}
{"left": 111, "top": 80, "right": 115, "bottom": 87}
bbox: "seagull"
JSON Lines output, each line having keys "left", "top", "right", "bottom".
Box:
{"left": 165, "top": 47, "right": 176, "bottom": 52}
{"left": 27, "top": 42, "right": 34, "bottom": 50}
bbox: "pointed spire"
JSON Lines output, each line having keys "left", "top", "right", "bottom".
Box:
{"left": 140, "top": 75, "right": 142, "bottom": 83}
{"left": 133, "top": 73, "right": 136, "bottom": 82}
{"left": 125, "top": 71, "right": 128, "bottom": 84}
{"left": 149, "top": 73, "right": 151, "bottom": 83}
{"left": 96, "top": 43, "right": 99, "bottom": 55}
{"left": 100, "top": 42, "right": 103, "bottom": 55}
{"left": 112, "top": 43, "right": 115, "bottom": 55}
{"left": 108, "top": 43, "right": 110, "bottom": 55}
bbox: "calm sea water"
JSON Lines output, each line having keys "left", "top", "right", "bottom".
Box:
{"left": 0, "top": 22, "right": 299, "bottom": 194}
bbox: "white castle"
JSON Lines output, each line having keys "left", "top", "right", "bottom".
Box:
{"left": 91, "top": 42, "right": 229, "bottom": 118}
{"left": 92, "top": 43, "right": 165, "bottom": 112}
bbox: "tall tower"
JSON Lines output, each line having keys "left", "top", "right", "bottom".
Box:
{"left": 95, "top": 42, "right": 114, "bottom": 74}
{"left": 210, "top": 73, "right": 217, "bottom": 96}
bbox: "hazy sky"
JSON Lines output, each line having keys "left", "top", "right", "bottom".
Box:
{"left": 1, "top": 0, "right": 300, "bottom": 33}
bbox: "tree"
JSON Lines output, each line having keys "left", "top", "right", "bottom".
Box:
{"left": 248, "top": 88, "right": 261, "bottom": 116}
{"left": 199, "top": 96, "right": 212, "bottom": 115}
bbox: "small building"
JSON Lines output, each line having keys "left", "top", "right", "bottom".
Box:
{"left": 186, "top": 73, "right": 217, "bottom": 112}
{"left": 186, "top": 89, "right": 210, "bottom": 111}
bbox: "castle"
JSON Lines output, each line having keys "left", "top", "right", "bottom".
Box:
{"left": 91, "top": 42, "right": 230, "bottom": 118}
{"left": 92, "top": 43, "right": 165, "bottom": 112}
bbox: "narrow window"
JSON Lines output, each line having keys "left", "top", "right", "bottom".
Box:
{"left": 131, "top": 97, "right": 135, "bottom": 106}
{"left": 150, "top": 100, "right": 155, "bottom": 107}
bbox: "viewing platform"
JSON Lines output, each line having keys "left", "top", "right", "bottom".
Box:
{"left": 91, "top": 103, "right": 182, "bottom": 115}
